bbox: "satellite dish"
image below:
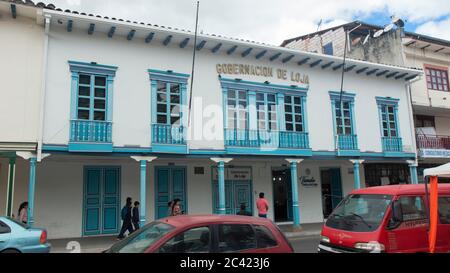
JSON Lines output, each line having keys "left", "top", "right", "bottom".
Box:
{"left": 384, "top": 23, "right": 395, "bottom": 32}
{"left": 374, "top": 29, "right": 384, "bottom": 38}
{"left": 363, "top": 32, "right": 370, "bottom": 45}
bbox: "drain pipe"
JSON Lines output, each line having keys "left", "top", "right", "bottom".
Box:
{"left": 405, "top": 75, "right": 422, "bottom": 164}
{"left": 36, "top": 13, "right": 51, "bottom": 162}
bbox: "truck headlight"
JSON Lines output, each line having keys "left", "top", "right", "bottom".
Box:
{"left": 320, "top": 236, "right": 330, "bottom": 243}
{"left": 354, "top": 241, "right": 385, "bottom": 252}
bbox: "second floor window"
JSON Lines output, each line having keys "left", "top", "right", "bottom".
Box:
{"left": 380, "top": 105, "right": 397, "bottom": 137}
{"left": 256, "top": 93, "right": 277, "bottom": 131}
{"left": 156, "top": 81, "right": 181, "bottom": 126}
{"left": 227, "top": 89, "right": 248, "bottom": 130}
{"left": 284, "top": 95, "right": 304, "bottom": 132}
{"left": 77, "top": 74, "right": 107, "bottom": 121}
{"left": 426, "top": 67, "right": 449, "bottom": 92}
{"left": 335, "top": 101, "right": 352, "bottom": 135}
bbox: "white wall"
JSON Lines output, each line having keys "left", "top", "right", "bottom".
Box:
{"left": 0, "top": 14, "right": 43, "bottom": 143}
{"left": 43, "top": 24, "right": 414, "bottom": 154}
{"left": 7, "top": 155, "right": 363, "bottom": 239}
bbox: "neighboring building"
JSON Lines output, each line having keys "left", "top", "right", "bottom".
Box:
{"left": 283, "top": 21, "right": 450, "bottom": 184}
{"left": 1, "top": 2, "right": 421, "bottom": 239}
{"left": 0, "top": 1, "right": 53, "bottom": 218}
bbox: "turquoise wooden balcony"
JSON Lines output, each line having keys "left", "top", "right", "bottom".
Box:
{"left": 70, "top": 120, "right": 112, "bottom": 143}
{"left": 336, "top": 134, "right": 358, "bottom": 150}
{"left": 152, "top": 124, "right": 186, "bottom": 145}
{"left": 224, "top": 129, "right": 310, "bottom": 150}
{"left": 382, "top": 137, "right": 403, "bottom": 152}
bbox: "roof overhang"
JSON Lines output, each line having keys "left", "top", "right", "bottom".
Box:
{"left": 43, "top": 8, "right": 422, "bottom": 82}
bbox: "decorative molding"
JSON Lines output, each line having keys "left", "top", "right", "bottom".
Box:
{"left": 68, "top": 61, "right": 118, "bottom": 76}
{"left": 210, "top": 158, "right": 233, "bottom": 164}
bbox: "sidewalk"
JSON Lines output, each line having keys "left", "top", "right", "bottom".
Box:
{"left": 277, "top": 222, "right": 324, "bottom": 238}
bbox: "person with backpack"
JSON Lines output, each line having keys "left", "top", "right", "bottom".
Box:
{"left": 132, "top": 201, "right": 140, "bottom": 231}
{"left": 117, "top": 197, "right": 134, "bottom": 239}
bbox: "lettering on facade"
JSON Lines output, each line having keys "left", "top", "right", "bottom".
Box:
{"left": 216, "top": 64, "right": 309, "bottom": 84}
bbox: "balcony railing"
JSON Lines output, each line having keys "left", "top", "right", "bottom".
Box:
{"left": 224, "top": 129, "right": 309, "bottom": 149}
{"left": 382, "top": 137, "right": 403, "bottom": 152}
{"left": 152, "top": 124, "right": 186, "bottom": 145}
{"left": 336, "top": 134, "right": 358, "bottom": 150}
{"left": 70, "top": 120, "right": 112, "bottom": 143}
{"left": 417, "top": 135, "right": 450, "bottom": 150}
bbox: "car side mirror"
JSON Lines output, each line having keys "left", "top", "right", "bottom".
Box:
{"left": 387, "top": 200, "right": 403, "bottom": 230}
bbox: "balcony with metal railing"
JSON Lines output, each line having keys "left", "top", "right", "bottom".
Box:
{"left": 151, "top": 124, "right": 187, "bottom": 153}
{"left": 336, "top": 134, "right": 358, "bottom": 151}
{"left": 417, "top": 134, "right": 450, "bottom": 150}
{"left": 69, "top": 120, "right": 113, "bottom": 152}
{"left": 224, "top": 129, "right": 310, "bottom": 155}
{"left": 382, "top": 137, "right": 403, "bottom": 152}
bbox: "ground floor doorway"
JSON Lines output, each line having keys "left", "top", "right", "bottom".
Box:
{"left": 272, "top": 168, "right": 293, "bottom": 222}
{"left": 212, "top": 167, "right": 253, "bottom": 215}
{"left": 83, "top": 166, "right": 121, "bottom": 236}
{"left": 155, "top": 166, "right": 187, "bottom": 219}
{"left": 320, "top": 168, "right": 343, "bottom": 218}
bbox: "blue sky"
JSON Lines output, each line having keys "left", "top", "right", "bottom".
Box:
{"left": 44, "top": 0, "right": 450, "bottom": 45}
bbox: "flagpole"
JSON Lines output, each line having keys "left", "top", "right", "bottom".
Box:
{"left": 188, "top": 1, "right": 200, "bottom": 127}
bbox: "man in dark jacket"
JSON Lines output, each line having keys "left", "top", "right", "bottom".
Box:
{"left": 132, "top": 201, "right": 140, "bottom": 231}
{"left": 117, "top": 197, "right": 134, "bottom": 239}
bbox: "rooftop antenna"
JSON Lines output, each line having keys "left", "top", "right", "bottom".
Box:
{"left": 188, "top": 1, "right": 200, "bottom": 127}
{"left": 317, "top": 19, "right": 323, "bottom": 31}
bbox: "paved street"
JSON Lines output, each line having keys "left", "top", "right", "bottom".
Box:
{"left": 290, "top": 235, "right": 320, "bottom": 253}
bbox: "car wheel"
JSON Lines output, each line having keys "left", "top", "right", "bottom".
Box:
{"left": 1, "top": 249, "right": 21, "bottom": 253}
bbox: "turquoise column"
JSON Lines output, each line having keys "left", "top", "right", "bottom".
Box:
{"left": 6, "top": 157, "right": 16, "bottom": 218}
{"left": 27, "top": 157, "right": 37, "bottom": 227}
{"left": 409, "top": 164, "right": 418, "bottom": 184}
{"left": 353, "top": 162, "right": 361, "bottom": 189}
{"left": 218, "top": 161, "right": 226, "bottom": 215}
{"left": 290, "top": 161, "right": 300, "bottom": 227}
{"left": 139, "top": 160, "right": 147, "bottom": 226}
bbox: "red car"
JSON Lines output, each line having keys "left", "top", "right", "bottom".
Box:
{"left": 106, "top": 215, "right": 294, "bottom": 253}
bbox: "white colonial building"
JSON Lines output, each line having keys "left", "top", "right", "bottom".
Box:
{"left": 1, "top": 1, "right": 421, "bottom": 239}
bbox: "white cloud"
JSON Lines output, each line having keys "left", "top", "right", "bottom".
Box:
{"left": 43, "top": 0, "right": 450, "bottom": 45}
{"left": 415, "top": 18, "right": 450, "bottom": 41}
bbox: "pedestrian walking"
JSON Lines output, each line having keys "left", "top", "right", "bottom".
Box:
{"left": 132, "top": 201, "right": 140, "bottom": 231}
{"left": 17, "top": 202, "right": 28, "bottom": 224}
{"left": 237, "top": 203, "right": 252, "bottom": 216}
{"left": 117, "top": 197, "right": 134, "bottom": 239}
{"left": 256, "top": 192, "right": 269, "bottom": 218}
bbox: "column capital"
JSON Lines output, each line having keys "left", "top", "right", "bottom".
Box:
{"left": 16, "top": 152, "right": 50, "bottom": 161}
{"left": 210, "top": 157, "right": 233, "bottom": 164}
{"left": 131, "top": 156, "right": 158, "bottom": 162}
{"left": 286, "top": 158, "right": 304, "bottom": 164}
{"left": 406, "top": 160, "right": 418, "bottom": 167}
{"left": 350, "top": 159, "right": 365, "bottom": 165}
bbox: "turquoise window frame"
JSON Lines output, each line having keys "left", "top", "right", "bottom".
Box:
{"left": 69, "top": 61, "right": 118, "bottom": 123}
{"left": 219, "top": 77, "right": 308, "bottom": 133}
{"left": 227, "top": 89, "right": 249, "bottom": 130}
{"left": 148, "top": 69, "right": 190, "bottom": 128}
{"left": 284, "top": 94, "right": 306, "bottom": 133}
{"left": 376, "top": 97, "right": 400, "bottom": 138}
{"left": 329, "top": 91, "right": 356, "bottom": 136}
{"left": 255, "top": 92, "right": 277, "bottom": 131}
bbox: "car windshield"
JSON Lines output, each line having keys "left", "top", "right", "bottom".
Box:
{"left": 326, "top": 194, "right": 392, "bottom": 232}
{"left": 109, "top": 222, "right": 175, "bottom": 253}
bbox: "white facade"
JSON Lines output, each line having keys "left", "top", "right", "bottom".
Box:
{"left": 1, "top": 4, "right": 422, "bottom": 239}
